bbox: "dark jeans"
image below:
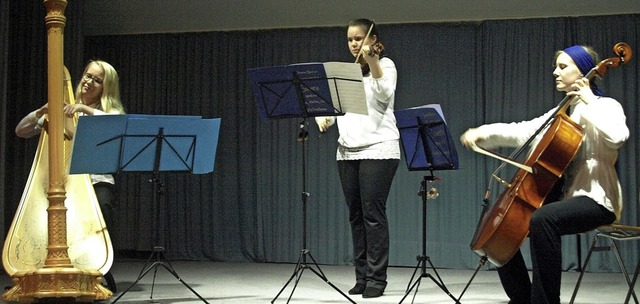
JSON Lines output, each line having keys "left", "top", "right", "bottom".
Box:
{"left": 337, "top": 158, "right": 399, "bottom": 290}
{"left": 498, "top": 196, "right": 616, "bottom": 304}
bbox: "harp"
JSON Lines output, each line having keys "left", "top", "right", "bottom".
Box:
{"left": 2, "top": 0, "right": 113, "bottom": 302}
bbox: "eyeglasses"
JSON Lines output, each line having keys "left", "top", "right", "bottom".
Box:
{"left": 83, "top": 73, "right": 103, "bottom": 84}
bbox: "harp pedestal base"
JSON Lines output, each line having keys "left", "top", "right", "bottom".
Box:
{"left": 2, "top": 268, "right": 111, "bottom": 303}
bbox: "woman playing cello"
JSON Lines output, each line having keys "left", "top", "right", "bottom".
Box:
{"left": 460, "top": 45, "right": 629, "bottom": 304}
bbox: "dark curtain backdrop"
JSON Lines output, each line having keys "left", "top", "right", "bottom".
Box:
{"left": 0, "top": 0, "right": 9, "bottom": 253}
{"left": 2, "top": 5, "right": 639, "bottom": 274}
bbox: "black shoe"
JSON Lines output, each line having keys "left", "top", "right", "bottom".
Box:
{"left": 348, "top": 283, "right": 366, "bottom": 295}
{"left": 104, "top": 272, "right": 117, "bottom": 293}
{"left": 362, "top": 286, "right": 383, "bottom": 298}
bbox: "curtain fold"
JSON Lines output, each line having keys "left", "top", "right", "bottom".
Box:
{"left": 0, "top": 0, "right": 10, "bottom": 250}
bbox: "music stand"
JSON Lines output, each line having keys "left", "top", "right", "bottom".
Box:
{"left": 249, "top": 62, "right": 366, "bottom": 304}
{"left": 395, "top": 104, "right": 460, "bottom": 304}
{"left": 70, "top": 114, "right": 221, "bottom": 304}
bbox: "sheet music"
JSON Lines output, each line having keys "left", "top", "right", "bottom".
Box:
{"left": 322, "top": 62, "right": 368, "bottom": 115}
{"left": 249, "top": 62, "right": 368, "bottom": 119}
{"left": 402, "top": 103, "right": 447, "bottom": 124}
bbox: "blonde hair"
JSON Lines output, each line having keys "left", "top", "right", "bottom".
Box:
{"left": 75, "top": 60, "right": 126, "bottom": 114}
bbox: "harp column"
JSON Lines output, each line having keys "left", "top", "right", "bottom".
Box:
{"left": 2, "top": 1, "right": 111, "bottom": 302}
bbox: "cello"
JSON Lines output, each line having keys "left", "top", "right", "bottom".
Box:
{"left": 469, "top": 42, "right": 632, "bottom": 267}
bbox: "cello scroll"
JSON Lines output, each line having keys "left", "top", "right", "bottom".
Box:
{"left": 591, "top": 42, "right": 632, "bottom": 79}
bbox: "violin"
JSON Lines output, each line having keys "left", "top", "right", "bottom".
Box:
{"left": 354, "top": 23, "right": 384, "bottom": 76}
{"left": 358, "top": 41, "right": 385, "bottom": 76}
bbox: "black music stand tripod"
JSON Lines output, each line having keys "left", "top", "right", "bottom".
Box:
{"left": 394, "top": 104, "right": 460, "bottom": 304}
{"left": 399, "top": 171, "right": 460, "bottom": 304}
{"left": 69, "top": 114, "right": 220, "bottom": 303}
{"left": 248, "top": 64, "right": 358, "bottom": 304}
{"left": 270, "top": 119, "right": 355, "bottom": 304}
{"left": 109, "top": 127, "right": 210, "bottom": 304}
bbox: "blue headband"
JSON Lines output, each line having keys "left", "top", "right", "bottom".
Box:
{"left": 563, "top": 45, "right": 604, "bottom": 96}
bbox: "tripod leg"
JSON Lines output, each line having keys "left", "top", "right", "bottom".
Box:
{"left": 405, "top": 260, "right": 422, "bottom": 292}
{"left": 149, "top": 246, "right": 166, "bottom": 300}
{"left": 149, "top": 260, "right": 160, "bottom": 300}
{"left": 424, "top": 256, "right": 452, "bottom": 294}
{"left": 112, "top": 251, "right": 210, "bottom": 304}
{"left": 111, "top": 261, "right": 164, "bottom": 303}
{"left": 112, "top": 248, "right": 163, "bottom": 303}
{"left": 137, "top": 247, "right": 162, "bottom": 279}
{"left": 400, "top": 256, "right": 460, "bottom": 304}
{"left": 421, "top": 256, "right": 460, "bottom": 303}
{"left": 157, "top": 262, "right": 210, "bottom": 304}
{"left": 285, "top": 266, "right": 305, "bottom": 304}
{"left": 272, "top": 250, "right": 305, "bottom": 303}
{"left": 305, "top": 252, "right": 356, "bottom": 304}
{"left": 271, "top": 250, "right": 356, "bottom": 304}
{"left": 425, "top": 273, "right": 460, "bottom": 303}
{"left": 398, "top": 275, "right": 423, "bottom": 304}
{"left": 411, "top": 278, "right": 423, "bottom": 304}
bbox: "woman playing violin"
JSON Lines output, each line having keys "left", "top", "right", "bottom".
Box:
{"left": 460, "top": 45, "right": 629, "bottom": 304}
{"left": 315, "top": 18, "right": 400, "bottom": 299}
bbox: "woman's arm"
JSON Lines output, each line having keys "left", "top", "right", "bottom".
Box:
{"left": 15, "top": 104, "right": 48, "bottom": 138}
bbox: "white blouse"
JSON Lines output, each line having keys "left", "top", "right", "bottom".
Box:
{"left": 475, "top": 97, "right": 629, "bottom": 219}
{"left": 317, "top": 57, "right": 400, "bottom": 161}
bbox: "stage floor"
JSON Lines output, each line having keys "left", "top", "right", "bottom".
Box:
{"left": 1, "top": 260, "right": 634, "bottom": 303}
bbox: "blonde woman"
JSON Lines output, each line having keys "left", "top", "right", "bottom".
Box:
{"left": 15, "top": 60, "right": 125, "bottom": 293}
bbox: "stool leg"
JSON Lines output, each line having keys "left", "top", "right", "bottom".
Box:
{"left": 570, "top": 235, "right": 599, "bottom": 304}
{"left": 624, "top": 260, "right": 640, "bottom": 304}
{"left": 576, "top": 234, "right": 582, "bottom": 272}
{"left": 612, "top": 240, "right": 640, "bottom": 304}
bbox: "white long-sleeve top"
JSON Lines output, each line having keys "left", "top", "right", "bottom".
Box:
{"left": 317, "top": 57, "right": 400, "bottom": 160}
{"left": 475, "top": 97, "right": 629, "bottom": 219}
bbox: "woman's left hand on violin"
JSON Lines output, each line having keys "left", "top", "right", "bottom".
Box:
{"left": 360, "top": 45, "right": 379, "bottom": 63}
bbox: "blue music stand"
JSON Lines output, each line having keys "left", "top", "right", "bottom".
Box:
{"left": 248, "top": 62, "right": 368, "bottom": 119}
{"left": 71, "top": 114, "right": 220, "bottom": 304}
{"left": 394, "top": 104, "right": 460, "bottom": 304}
{"left": 71, "top": 114, "right": 220, "bottom": 175}
{"left": 395, "top": 104, "right": 459, "bottom": 171}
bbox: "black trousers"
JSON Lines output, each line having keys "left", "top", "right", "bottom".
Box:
{"left": 93, "top": 182, "right": 118, "bottom": 291}
{"left": 337, "top": 158, "right": 399, "bottom": 290}
{"left": 93, "top": 182, "right": 118, "bottom": 232}
{"left": 497, "top": 196, "right": 616, "bottom": 304}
